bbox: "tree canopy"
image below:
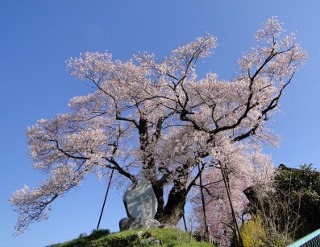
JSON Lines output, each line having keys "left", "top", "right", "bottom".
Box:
{"left": 10, "top": 17, "right": 307, "bottom": 235}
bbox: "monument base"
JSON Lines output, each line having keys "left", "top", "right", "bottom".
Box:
{"left": 119, "top": 217, "right": 160, "bottom": 231}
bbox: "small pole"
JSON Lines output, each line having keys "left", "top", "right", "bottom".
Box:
{"left": 97, "top": 169, "right": 114, "bottom": 229}
{"left": 183, "top": 210, "right": 188, "bottom": 232}
{"left": 198, "top": 163, "right": 208, "bottom": 234}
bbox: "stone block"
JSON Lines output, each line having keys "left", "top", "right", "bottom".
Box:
{"left": 119, "top": 217, "right": 160, "bottom": 231}
{"left": 123, "top": 179, "right": 158, "bottom": 218}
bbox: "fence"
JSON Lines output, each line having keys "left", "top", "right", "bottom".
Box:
{"left": 287, "top": 229, "right": 320, "bottom": 247}
{"left": 194, "top": 231, "right": 215, "bottom": 245}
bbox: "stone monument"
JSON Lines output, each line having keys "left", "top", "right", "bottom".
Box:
{"left": 119, "top": 179, "right": 160, "bottom": 231}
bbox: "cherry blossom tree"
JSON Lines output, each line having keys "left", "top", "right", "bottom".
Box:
{"left": 10, "top": 17, "right": 307, "bottom": 235}
{"left": 191, "top": 151, "right": 275, "bottom": 246}
{"left": 191, "top": 169, "right": 245, "bottom": 246}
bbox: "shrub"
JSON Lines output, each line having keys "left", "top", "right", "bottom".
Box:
{"left": 89, "top": 228, "right": 110, "bottom": 240}
{"left": 240, "top": 215, "right": 266, "bottom": 247}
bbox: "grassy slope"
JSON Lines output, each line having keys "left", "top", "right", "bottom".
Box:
{"left": 48, "top": 228, "right": 216, "bottom": 247}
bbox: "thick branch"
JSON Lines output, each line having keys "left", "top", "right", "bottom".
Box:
{"left": 105, "top": 158, "right": 135, "bottom": 182}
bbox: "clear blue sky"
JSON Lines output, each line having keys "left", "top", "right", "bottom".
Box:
{"left": 1, "top": 1, "right": 320, "bottom": 246}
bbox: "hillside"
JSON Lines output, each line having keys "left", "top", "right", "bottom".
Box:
{"left": 48, "top": 228, "right": 215, "bottom": 247}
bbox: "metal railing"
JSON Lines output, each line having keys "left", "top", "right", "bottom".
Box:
{"left": 287, "top": 229, "right": 320, "bottom": 247}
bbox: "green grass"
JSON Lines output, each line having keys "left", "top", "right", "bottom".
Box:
{"left": 47, "top": 228, "right": 216, "bottom": 247}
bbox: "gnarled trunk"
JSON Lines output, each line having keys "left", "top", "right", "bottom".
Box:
{"left": 153, "top": 183, "right": 187, "bottom": 226}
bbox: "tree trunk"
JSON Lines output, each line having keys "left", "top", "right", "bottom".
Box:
{"left": 154, "top": 186, "right": 187, "bottom": 226}
{"left": 152, "top": 185, "right": 165, "bottom": 220}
